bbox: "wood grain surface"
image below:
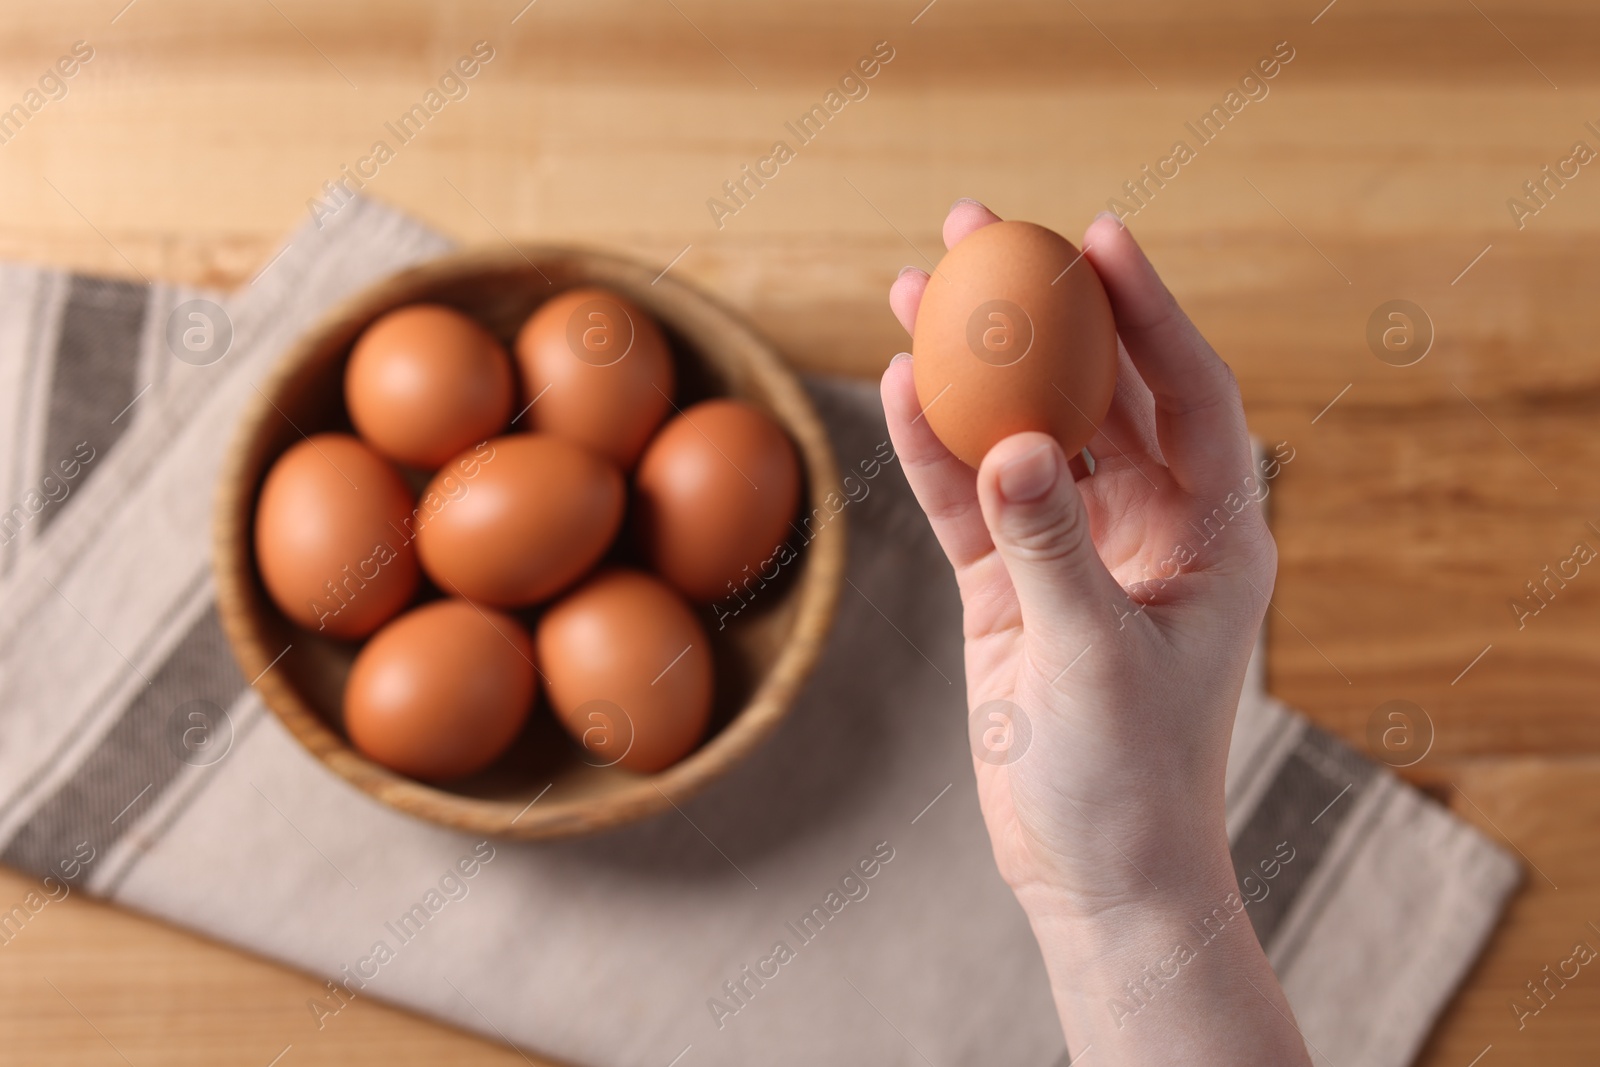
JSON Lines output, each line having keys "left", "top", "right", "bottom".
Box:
{"left": 2, "top": 0, "right": 1598, "bottom": 1063}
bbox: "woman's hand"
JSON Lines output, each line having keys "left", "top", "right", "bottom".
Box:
{"left": 883, "top": 200, "right": 1310, "bottom": 1066}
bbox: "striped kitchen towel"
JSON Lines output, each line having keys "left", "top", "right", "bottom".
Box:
{"left": 0, "top": 197, "right": 1519, "bottom": 1067}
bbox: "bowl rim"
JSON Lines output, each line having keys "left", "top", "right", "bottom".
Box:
{"left": 211, "top": 243, "right": 846, "bottom": 840}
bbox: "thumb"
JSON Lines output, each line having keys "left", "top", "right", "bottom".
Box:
{"left": 976, "top": 433, "right": 1121, "bottom": 643}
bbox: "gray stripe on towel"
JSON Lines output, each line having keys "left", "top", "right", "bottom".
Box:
{"left": 0, "top": 602, "right": 244, "bottom": 879}
{"left": 38, "top": 276, "right": 147, "bottom": 532}
{"left": 1229, "top": 727, "right": 1378, "bottom": 950}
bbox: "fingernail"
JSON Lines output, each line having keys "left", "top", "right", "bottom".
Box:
{"left": 897, "top": 265, "right": 922, "bottom": 279}
{"left": 950, "top": 197, "right": 984, "bottom": 211}
{"left": 890, "top": 352, "right": 912, "bottom": 365}
{"left": 998, "top": 443, "right": 1058, "bottom": 503}
{"left": 1093, "top": 210, "right": 1125, "bottom": 228}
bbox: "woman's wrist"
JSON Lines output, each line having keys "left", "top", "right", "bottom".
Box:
{"left": 1014, "top": 842, "right": 1312, "bottom": 1066}
{"left": 1005, "top": 808, "right": 1238, "bottom": 924}
{"left": 1015, "top": 838, "right": 1243, "bottom": 988}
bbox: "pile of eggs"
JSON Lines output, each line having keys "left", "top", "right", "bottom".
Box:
{"left": 252, "top": 288, "right": 801, "bottom": 782}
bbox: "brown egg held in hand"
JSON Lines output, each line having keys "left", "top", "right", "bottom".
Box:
{"left": 536, "top": 568, "right": 713, "bottom": 774}
{"left": 345, "top": 304, "right": 514, "bottom": 469}
{"left": 514, "top": 287, "right": 675, "bottom": 470}
{"left": 254, "top": 434, "right": 419, "bottom": 639}
{"left": 415, "top": 434, "right": 624, "bottom": 607}
{"left": 911, "top": 220, "right": 1118, "bottom": 469}
{"left": 634, "top": 399, "right": 801, "bottom": 603}
{"left": 344, "top": 600, "right": 536, "bottom": 781}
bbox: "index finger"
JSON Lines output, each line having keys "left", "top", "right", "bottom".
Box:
{"left": 879, "top": 355, "right": 994, "bottom": 572}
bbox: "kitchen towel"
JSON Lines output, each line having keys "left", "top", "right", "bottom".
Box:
{"left": 0, "top": 197, "right": 1521, "bottom": 1067}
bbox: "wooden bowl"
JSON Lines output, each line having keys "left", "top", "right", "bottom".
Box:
{"left": 212, "top": 247, "right": 845, "bottom": 840}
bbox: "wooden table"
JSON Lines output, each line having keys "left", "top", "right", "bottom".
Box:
{"left": 3, "top": 1, "right": 1598, "bottom": 1062}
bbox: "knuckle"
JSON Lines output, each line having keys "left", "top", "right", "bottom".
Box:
{"left": 1254, "top": 525, "right": 1280, "bottom": 573}
{"left": 924, "top": 492, "right": 974, "bottom": 525}
{"left": 1216, "top": 360, "right": 1242, "bottom": 401}
{"left": 1219, "top": 515, "right": 1278, "bottom": 578}
{"left": 1203, "top": 360, "right": 1243, "bottom": 411}
{"left": 1240, "top": 511, "right": 1278, "bottom": 565}
{"left": 1000, "top": 496, "right": 1088, "bottom": 565}
{"left": 1159, "top": 356, "right": 1240, "bottom": 420}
